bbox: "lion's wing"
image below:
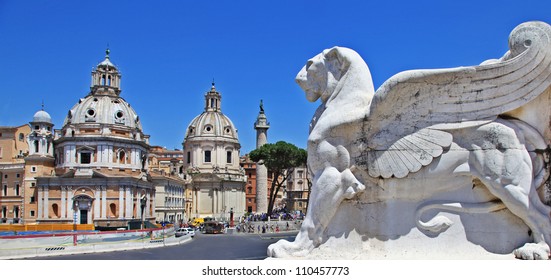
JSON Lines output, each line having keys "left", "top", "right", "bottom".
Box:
{"left": 359, "top": 21, "right": 551, "bottom": 179}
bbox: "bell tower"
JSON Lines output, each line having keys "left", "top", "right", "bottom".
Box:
{"left": 28, "top": 105, "right": 54, "bottom": 157}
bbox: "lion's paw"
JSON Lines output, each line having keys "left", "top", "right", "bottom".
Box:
{"left": 267, "top": 239, "right": 313, "bottom": 258}
{"left": 513, "top": 243, "right": 550, "bottom": 260}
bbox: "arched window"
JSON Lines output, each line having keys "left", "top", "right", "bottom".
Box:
{"left": 110, "top": 203, "right": 117, "bottom": 217}
{"left": 52, "top": 204, "right": 59, "bottom": 218}
{"left": 118, "top": 150, "right": 126, "bottom": 164}
{"left": 101, "top": 75, "right": 106, "bottom": 85}
{"left": 107, "top": 75, "right": 111, "bottom": 86}
{"left": 18, "top": 133, "right": 24, "bottom": 141}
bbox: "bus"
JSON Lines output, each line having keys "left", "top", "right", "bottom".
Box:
{"left": 203, "top": 221, "right": 224, "bottom": 234}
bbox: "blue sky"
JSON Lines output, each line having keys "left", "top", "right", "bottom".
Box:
{"left": 1, "top": 1, "right": 550, "bottom": 154}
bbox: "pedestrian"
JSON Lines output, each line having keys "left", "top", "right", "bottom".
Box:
{"left": 276, "top": 225, "right": 280, "bottom": 232}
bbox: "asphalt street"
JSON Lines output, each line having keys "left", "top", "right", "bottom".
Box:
{"left": 28, "top": 231, "right": 297, "bottom": 260}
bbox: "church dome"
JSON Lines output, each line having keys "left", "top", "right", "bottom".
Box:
{"left": 33, "top": 109, "right": 52, "bottom": 124}
{"left": 185, "top": 111, "right": 239, "bottom": 142}
{"left": 60, "top": 49, "right": 146, "bottom": 142}
{"left": 63, "top": 94, "right": 142, "bottom": 130}
{"left": 184, "top": 83, "right": 239, "bottom": 144}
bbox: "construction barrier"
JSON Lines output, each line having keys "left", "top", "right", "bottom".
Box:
{"left": 0, "top": 224, "right": 95, "bottom": 232}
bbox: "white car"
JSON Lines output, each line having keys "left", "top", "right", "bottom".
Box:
{"left": 175, "top": 227, "right": 195, "bottom": 238}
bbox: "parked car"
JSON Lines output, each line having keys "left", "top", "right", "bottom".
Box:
{"left": 175, "top": 227, "right": 195, "bottom": 238}
{"left": 184, "top": 227, "right": 195, "bottom": 237}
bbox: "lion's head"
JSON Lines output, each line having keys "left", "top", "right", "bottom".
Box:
{"left": 296, "top": 47, "right": 364, "bottom": 104}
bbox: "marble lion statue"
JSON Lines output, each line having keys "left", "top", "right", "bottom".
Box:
{"left": 268, "top": 21, "right": 551, "bottom": 260}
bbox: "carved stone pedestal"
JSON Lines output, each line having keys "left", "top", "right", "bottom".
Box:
{"left": 304, "top": 197, "right": 531, "bottom": 259}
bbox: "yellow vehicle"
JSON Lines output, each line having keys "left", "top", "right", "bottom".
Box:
{"left": 191, "top": 218, "right": 204, "bottom": 227}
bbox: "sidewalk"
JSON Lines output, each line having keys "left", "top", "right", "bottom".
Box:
{"left": 0, "top": 229, "right": 192, "bottom": 260}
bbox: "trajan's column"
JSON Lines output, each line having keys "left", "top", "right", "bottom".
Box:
{"left": 254, "top": 100, "right": 270, "bottom": 214}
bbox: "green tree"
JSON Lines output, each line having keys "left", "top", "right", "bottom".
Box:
{"left": 249, "top": 141, "right": 307, "bottom": 215}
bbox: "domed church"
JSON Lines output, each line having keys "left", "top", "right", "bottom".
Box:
{"left": 34, "top": 50, "right": 155, "bottom": 229}
{"left": 182, "top": 83, "right": 246, "bottom": 221}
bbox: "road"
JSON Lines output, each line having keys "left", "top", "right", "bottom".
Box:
{"left": 29, "top": 231, "right": 297, "bottom": 260}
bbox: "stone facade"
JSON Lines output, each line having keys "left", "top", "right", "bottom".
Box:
{"left": 0, "top": 125, "right": 30, "bottom": 224}
{"left": 285, "top": 165, "right": 310, "bottom": 214}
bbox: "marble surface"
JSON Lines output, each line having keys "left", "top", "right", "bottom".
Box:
{"left": 268, "top": 21, "right": 551, "bottom": 260}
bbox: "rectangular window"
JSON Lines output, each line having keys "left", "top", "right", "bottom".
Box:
{"left": 30, "top": 196, "right": 35, "bottom": 203}
{"left": 3, "top": 174, "right": 7, "bottom": 179}
{"left": 31, "top": 182, "right": 36, "bottom": 187}
{"left": 16, "top": 173, "right": 20, "bottom": 178}
{"left": 15, "top": 184, "right": 19, "bottom": 196}
{"left": 204, "top": 150, "right": 211, "bottom": 163}
{"left": 31, "top": 166, "right": 37, "bottom": 173}
{"left": 30, "top": 210, "right": 35, "bottom": 217}
{"left": 81, "top": 152, "right": 91, "bottom": 164}
{"left": 187, "top": 151, "right": 191, "bottom": 164}
{"left": 226, "top": 151, "right": 232, "bottom": 164}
